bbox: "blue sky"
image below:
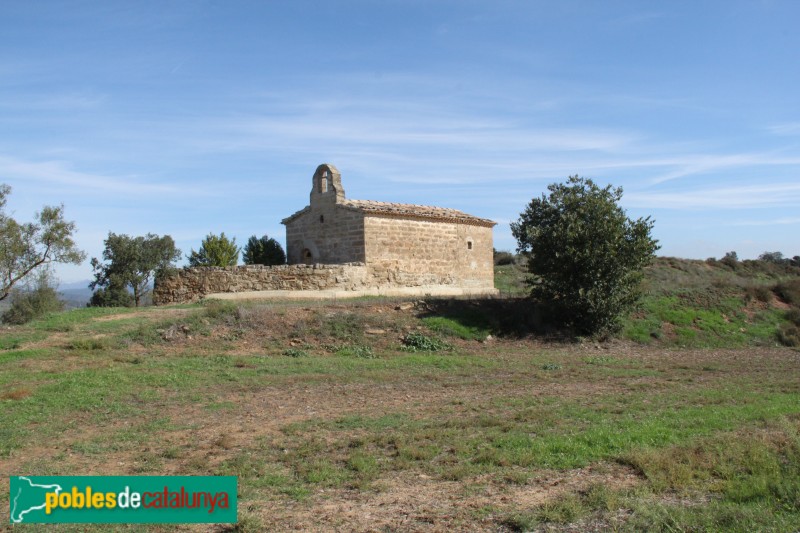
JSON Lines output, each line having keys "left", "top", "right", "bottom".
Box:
{"left": 2, "top": 0, "right": 799, "bottom": 283}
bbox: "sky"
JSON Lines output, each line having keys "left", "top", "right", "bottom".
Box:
{"left": 1, "top": 0, "right": 799, "bottom": 284}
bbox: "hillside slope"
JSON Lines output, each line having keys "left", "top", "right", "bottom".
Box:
{"left": 495, "top": 256, "right": 800, "bottom": 347}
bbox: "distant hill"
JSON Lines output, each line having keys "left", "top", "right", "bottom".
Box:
{"left": 58, "top": 287, "right": 93, "bottom": 309}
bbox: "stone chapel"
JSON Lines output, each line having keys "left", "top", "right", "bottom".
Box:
{"left": 281, "top": 164, "right": 496, "bottom": 290}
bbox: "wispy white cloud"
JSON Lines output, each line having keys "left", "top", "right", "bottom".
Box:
{"left": 0, "top": 155, "right": 196, "bottom": 196}
{"left": 625, "top": 182, "right": 800, "bottom": 209}
{"left": 730, "top": 217, "right": 800, "bottom": 226}
{"left": 0, "top": 91, "right": 106, "bottom": 110}
{"left": 766, "top": 122, "right": 800, "bottom": 136}
{"left": 215, "top": 113, "right": 636, "bottom": 154}
{"left": 648, "top": 153, "right": 800, "bottom": 184}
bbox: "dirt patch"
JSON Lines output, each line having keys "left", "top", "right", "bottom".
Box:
{"left": 237, "top": 463, "right": 640, "bottom": 532}
{"left": 93, "top": 308, "right": 194, "bottom": 322}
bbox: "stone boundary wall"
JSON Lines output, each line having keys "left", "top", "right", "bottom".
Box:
{"left": 153, "top": 262, "right": 497, "bottom": 305}
{"left": 153, "top": 263, "right": 369, "bottom": 305}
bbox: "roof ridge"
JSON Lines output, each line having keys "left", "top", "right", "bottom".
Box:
{"left": 339, "top": 198, "right": 495, "bottom": 226}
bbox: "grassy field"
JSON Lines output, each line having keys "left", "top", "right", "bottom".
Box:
{"left": 1, "top": 257, "right": 799, "bottom": 531}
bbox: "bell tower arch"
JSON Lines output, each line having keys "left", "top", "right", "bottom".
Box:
{"left": 310, "top": 163, "right": 345, "bottom": 206}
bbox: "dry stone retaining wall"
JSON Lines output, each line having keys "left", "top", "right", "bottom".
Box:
{"left": 152, "top": 262, "right": 496, "bottom": 305}
{"left": 153, "top": 263, "right": 368, "bottom": 305}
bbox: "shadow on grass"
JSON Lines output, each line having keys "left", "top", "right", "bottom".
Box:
{"left": 418, "top": 296, "right": 563, "bottom": 340}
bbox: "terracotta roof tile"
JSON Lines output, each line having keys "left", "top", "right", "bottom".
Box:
{"left": 340, "top": 199, "right": 495, "bottom": 226}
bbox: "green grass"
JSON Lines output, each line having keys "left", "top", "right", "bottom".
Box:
{"left": 494, "top": 263, "right": 529, "bottom": 296}
{"left": 495, "top": 255, "right": 800, "bottom": 346}
{"left": 0, "top": 330, "right": 47, "bottom": 350}
{"left": 267, "top": 387, "right": 799, "bottom": 487}
{"left": 30, "top": 306, "right": 137, "bottom": 332}
{"left": 1, "top": 288, "right": 799, "bottom": 530}
{"left": 422, "top": 315, "right": 490, "bottom": 340}
{"left": 623, "top": 294, "right": 787, "bottom": 347}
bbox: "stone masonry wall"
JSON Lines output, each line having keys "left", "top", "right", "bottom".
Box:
{"left": 153, "top": 263, "right": 369, "bottom": 305}
{"left": 153, "top": 240, "right": 495, "bottom": 305}
{"left": 364, "top": 216, "right": 495, "bottom": 288}
{"left": 284, "top": 204, "right": 365, "bottom": 265}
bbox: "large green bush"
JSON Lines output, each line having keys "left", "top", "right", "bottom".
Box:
{"left": 511, "top": 175, "right": 659, "bottom": 335}
{"left": 88, "top": 283, "right": 134, "bottom": 307}
{"left": 1, "top": 271, "right": 64, "bottom": 324}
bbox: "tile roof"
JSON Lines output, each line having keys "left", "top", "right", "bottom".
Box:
{"left": 281, "top": 199, "right": 495, "bottom": 226}
{"left": 340, "top": 199, "right": 496, "bottom": 226}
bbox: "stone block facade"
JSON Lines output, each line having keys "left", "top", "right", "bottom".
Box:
{"left": 153, "top": 164, "right": 497, "bottom": 304}
{"left": 363, "top": 217, "right": 494, "bottom": 288}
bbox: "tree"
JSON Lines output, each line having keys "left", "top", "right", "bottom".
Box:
{"left": 187, "top": 232, "right": 239, "bottom": 267}
{"left": 720, "top": 251, "right": 739, "bottom": 269}
{"left": 0, "top": 184, "right": 85, "bottom": 301}
{"left": 510, "top": 175, "right": 659, "bottom": 335}
{"left": 1, "top": 269, "right": 64, "bottom": 324}
{"left": 90, "top": 233, "right": 181, "bottom": 307}
{"left": 242, "top": 234, "right": 286, "bottom": 266}
{"left": 758, "top": 251, "right": 786, "bottom": 264}
{"left": 87, "top": 282, "right": 134, "bottom": 308}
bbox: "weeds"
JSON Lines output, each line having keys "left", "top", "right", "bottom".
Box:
{"left": 66, "top": 338, "right": 111, "bottom": 351}
{"left": 202, "top": 300, "right": 241, "bottom": 322}
{"left": 777, "top": 324, "right": 800, "bottom": 347}
{"left": 400, "top": 332, "right": 452, "bottom": 352}
{"left": 283, "top": 348, "right": 308, "bottom": 358}
{"left": 321, "top": 312, "right": 364, "bottom": 341}
{"left": 334, "top": 345, "right": 375, "bottom": 359}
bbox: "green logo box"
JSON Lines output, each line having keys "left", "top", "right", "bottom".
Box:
{"left": 9, "top": 476, "right": 237, "bottom": 524}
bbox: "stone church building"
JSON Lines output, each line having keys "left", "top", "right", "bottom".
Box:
{"left": 153, "top": 164, "right": 496, "bottom": 304}
{"left": 282, "top": 164, "right": 496, "bottom": 290}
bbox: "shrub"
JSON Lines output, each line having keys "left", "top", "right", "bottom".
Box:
{"left": 243, "top": 235, "right": 286, "bottom": 266}
{"left": 400, "top": 332, "right": 452, "bottom": 352}
{"left": 493, "top": 250, "right": 515, "bottom": 266}
{"left": 511, "top": 176, "right": 659, "bottom": 335}
{"left": 67, "top": 338, "right": 110, "bottom": 350}
{"left": 187, "top": 232, "right": 240, "bottom": 267}
{"left": 744, "top": 285, "right": 773, "bottom": 303}
{"left": 785, "top": 308, "right": 800, "bottom": 327}
{"left": 88, "top": 283, "right": 134, "bottom": 307}
{"left": 283, "top": 348, "right": 308, "bottom": 358}
{"left": 720, "top": 251, "right": 739, "bottom": 269}
{"left": 777, "top": 324, "right": 799, "bottom": 347}
{"left": 1, "top": 271, "right": 64, "bottom": 325}
{"left": 774, "top": 279, "right": 800, "bottom": 306}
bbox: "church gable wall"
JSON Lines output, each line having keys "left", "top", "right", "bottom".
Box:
{"left": 363, "top": 216, "right": 494, "bottom": 288}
